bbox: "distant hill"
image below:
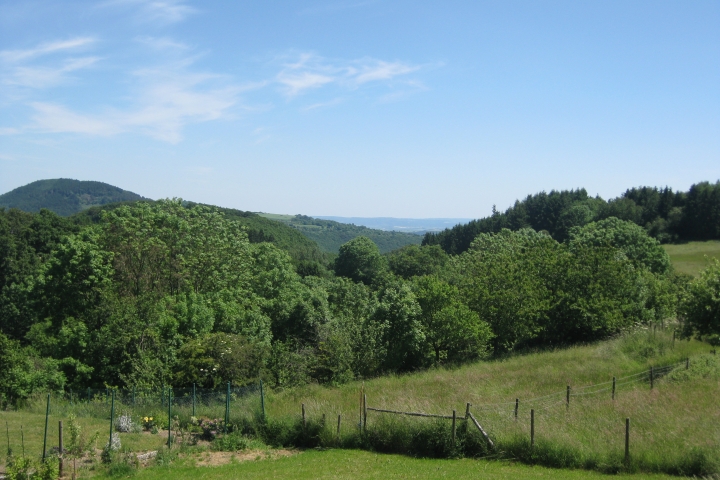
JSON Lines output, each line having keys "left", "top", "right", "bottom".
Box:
{"left": 313, "top": 216, "right": 472, "bottom": 234}
{"left": 259, "top": 214, "right": 423, "bottom": 254}
{"left": 0, "top": 179, "right": 147, "bottom": 216}
{"left": 74, "top": 202, "right": 329, "bottom": 266}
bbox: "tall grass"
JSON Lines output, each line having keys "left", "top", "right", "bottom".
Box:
{"left": 6, "top": 329, "right": 718, "bottom": 476}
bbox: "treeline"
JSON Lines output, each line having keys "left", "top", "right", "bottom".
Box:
{"left": 423, "top": 181, "right": 720, "bottom": 255}
{"left": 1, "top": 199, "right": 718, "bottom": 407}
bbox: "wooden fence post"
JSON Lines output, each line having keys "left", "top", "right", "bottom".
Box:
{"left": 336, "top": 415, "right": 341, "bottom": 443}
{"left": 302, "top": 403, "right": 306, "bottom": 430}
{"left": 686, "top": 357, "right": 689, "bottom": 370}
{"left": 530, "top": 409, "right": 535, "bottom": 448}
{"left": 514, "top": 399, "right": 519, "bottom": 420}
{"left": 465, "top": 403, "right": 471, "bottom": 420}
{"left": 650, "top": 366, "right": 654, "bottom": 389}
{"left": 566, "top": 385, "right": 570, "bottom": 409}
{"left": 612, "top": 377, "right": 616, "bottom": 400}
{"left": 625, "top": 418, "right": 630, "bottom": 463}
{"left": 363, "top": 394, "right": 367, "bottom": 433}
{"left": 451, "top": 410, "right": 456, "bottom": 446}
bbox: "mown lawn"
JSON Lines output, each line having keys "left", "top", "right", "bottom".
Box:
{"left": 664, "top": 240, "right": 720, "bottom": 276}
{"left": 123, "top": 449, "right": 678, "bottom": 480}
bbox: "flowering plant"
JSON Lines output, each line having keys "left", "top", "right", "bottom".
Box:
{"left": 142, "top": 416, "right": 156, "bottom": 431}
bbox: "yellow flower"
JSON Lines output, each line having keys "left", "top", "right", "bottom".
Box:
{"left": 144, "top": 417, "right": 148, "bottom": 422}
{"left": 149, "top": 417, "right": 153, "bottom": 421}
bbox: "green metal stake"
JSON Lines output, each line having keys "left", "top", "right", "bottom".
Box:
{"left": 87, "top": 387, "right": 91, "bottom": 403}
{"left": 260, "top": 379, "right": 266, "bottom": 420}
{"left": 225, "top": 382, "right": 230, "bottom": 434}
{"left": 167, "top": 390, "right": 172, "bottom": 449}
{"left": 132, "top": 386, "right": 136, "bottom": 406}
{"left": 42, "top": 394, "right": 50, "bottom": 461}
{"left": 192, "top": 383, "right": 196, "bottom": 417}
{"left": 109, "top": 390, "right": 115, "bottom": 453}
{"left": 6, "top": 420, "right": 11, "bottom": 457}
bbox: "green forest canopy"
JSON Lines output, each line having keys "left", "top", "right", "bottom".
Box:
{"left": 2, "top": 181, "right": 720, "bottom": 407}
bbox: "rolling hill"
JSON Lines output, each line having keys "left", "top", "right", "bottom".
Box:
{"left": 0, "top": 179, "right": 147, "bottom": 216}
{"left": 258, "top": 214, "right": 423, "bottom": 254}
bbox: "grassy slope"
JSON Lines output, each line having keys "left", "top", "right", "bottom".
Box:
{"left": 663, "top": 240, "right": 720, "bottom": 276}
{"left": 130, "top": 449, "right": 677, "bottom": 480}
{"left": 264, "top": 331, "right": 718, "bottom": 474}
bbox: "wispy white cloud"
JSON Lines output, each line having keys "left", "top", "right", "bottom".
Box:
{"left": 0, "top": 37, "right": 96, "bottom": 63}
{"left": 275, "top": 52, "right": 421, "bottom": 97}
{"left": 301, "top": 98, "right": 344, "bottom": 111}
{"left": 135, "top": 36, "right": 189, "bottom": 51}
{"left": 99, "top": 0, "right": 196, "bottom": 25}
{"left": 27, "top": 61, "right": 241, "bottom": 143}
{"left": 7, "top": 57, "right": 100, "bottom": 89}
{"left": 0, "top": 128, "right": 21, "bottom": 135}
{"left": 355, "top": 60, "right": 419, "bottom": 84}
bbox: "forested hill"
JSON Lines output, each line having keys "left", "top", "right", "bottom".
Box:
{"left": 73, "top": 202, "right": 329, "bottom": 268}
{"left": 0, "top": 179, "right": 147, "bottom": 216}
{"left": 423, "top": 181, "right": 720, "bottom": 255}
{"left": 259, "top": 213, "right": 422, "bottom": 254}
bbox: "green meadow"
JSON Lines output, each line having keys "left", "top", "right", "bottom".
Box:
{"left": 664, "top": 240, "right": 720, "bottom": 276}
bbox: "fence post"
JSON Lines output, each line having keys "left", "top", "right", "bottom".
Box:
{"left": 566, "top": 385, "right": 570, "bottom": 410}
{"left": 650, "top": 366, "right": 654, "bottom": 389}
{"left": 225, "top": 382, "right": 230, "bottom": 434}
{"left": 69, "top": 389, "right": 73, "bottom": 406}
{"left": 259, "top": 380, "right": 265, "bottom": 420}
{"left": 612, "top": 377, "right": 616, "bottom": 400}
{"left": 109, "top": 391, "right": 115, "bottom": 454}
{"left": 302, "top": 403, "right": 306, "bottom": 430}
{"left": 363, "top": 394, "right": 367, "bottom": 433}
{"left": 42, "top": 394, "right": 50, "bottom": 461}
{"left": 465, "top": 402, "right": 471, "bottom": 420}
{"left": 625, "top": 418, "right": 630, "bottom": 463}
{"left": 336, "top": 415, "right": 341, "bottom": 443}
{"left": 192, "top": 383, "right": 196, "bottom": 417}
{"left": 58, "top": 420, "right": 63, "bottom": 478}
{"left": 514, "top": 399, "right": 518, "bottom": 420}
{"left": 530, "top": 409, "right": 535, "bottom": 448}
{"left": 686, "top": 357, "right": 689, "bottom": 370}
{"left": 87, "top": 387, "right": 91, "bottom": 403}
{"left": 451, "top": 410, "right": 456, "bottom": 446}
{"left": 167, "top": 390, "right": 172, "bottom": 449}
{"left": 672, "top": 330, "right": 675, "bottom": 350}
{"left": 132, "top": 386, "right": 136, "bottom": 407}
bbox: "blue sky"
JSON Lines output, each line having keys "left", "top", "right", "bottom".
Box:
{"left": 1, "top": 0, "right": 718, "bottom": 217}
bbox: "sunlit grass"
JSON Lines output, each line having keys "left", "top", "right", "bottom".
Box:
{"left": 664, "top": 240, "right": 720, "bottom": 276}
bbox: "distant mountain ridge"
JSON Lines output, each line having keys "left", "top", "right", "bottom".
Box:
{"left": 313, "top": 216, "right": 473, "bottom": 233}
{"left": 0, "top": 179, "right": 148, "bottom": 216}
{"left": 258, "top": 213, "right": 423, "bottom": 253}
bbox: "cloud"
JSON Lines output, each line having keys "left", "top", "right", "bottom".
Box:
{"left": 0, "top": 127, "right": 21, "bottom": 135}
{"left": 278, "top": 71, "right": 335, "bottom": 96}
{"left": 355, "top": 61, "right": 419, "bottom": 84}
{"left": 0, "top": 37, "right": 96, "bottom": 63}
{"left": 135, "top": 36, "right": 189, "bottom": 51}
{"left": 275, "top": 52, "right": 421, "bottom": 97}
{"left": 100, "top": 0, "right": 196, "bottom": 25}
{"left": 30, "top": 103, "right": 121, "bottom": 136}
{"left": 27, "top": 64, "right": 240, "bottom": 143}
{"left": 6, "top": 57, "right": 100, "bottom": 89}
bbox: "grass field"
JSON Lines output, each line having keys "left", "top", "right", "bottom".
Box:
{"left": 664, "top": 240, "right": 720, "bottom": 276}
{"left": 2, "top": 330, "right": 717, "bottom": 477}
{"left": 125, "top": 449, "right": 680, "bottom": 480}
